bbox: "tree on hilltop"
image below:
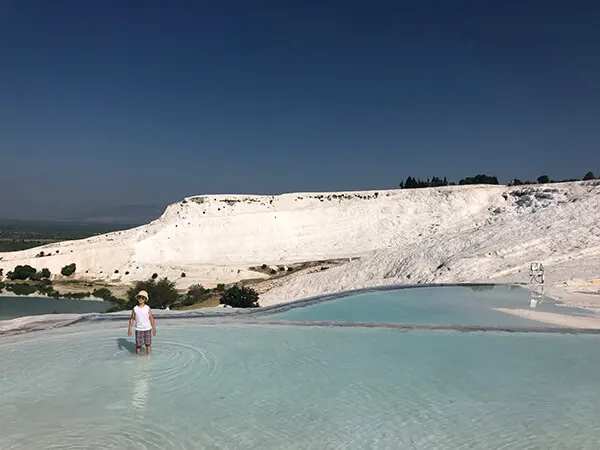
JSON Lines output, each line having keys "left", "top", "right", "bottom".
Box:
{"left": 400, "top": 176, "right": 449, "bottom": 189}
{"left": 537, "top": 175, "right": 550, "bottom": 184}
{"left": 583, "top": 171, "right": 596, "bottom": 180}
{"left": 400, "top": 174, "right": 497, "bottom": 189}
{"left": 458, "top": 174, "right": 499, "bottom": 185}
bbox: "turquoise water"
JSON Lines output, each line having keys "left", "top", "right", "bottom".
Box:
{"left": 263, "top": 285, "right": 590, "bottom": 327}
{"left": 0, "top": 295, "right": 114, "bottom": 320}
{"left": 1, "top": 285, "right": 599, "bottom": 449}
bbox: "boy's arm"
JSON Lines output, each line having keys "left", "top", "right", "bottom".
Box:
{"left": 149, "top": 308, "right": 156, "bottom": 335}
{"left": 127, "top": 309, "right": 135, "bottom": 335}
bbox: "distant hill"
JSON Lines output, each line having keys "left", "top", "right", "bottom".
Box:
{"left": 64, "top": 204, "right": 168, "bottom": 225}
{"left": 0, "top": 217, "right": 135, "bottom": 236}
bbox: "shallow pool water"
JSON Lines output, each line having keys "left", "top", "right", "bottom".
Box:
{"left": 0, "top": 295, "right": 114, "bottom": 320}
{"left": 262, "top": 285, "right": 590, "bottom": 327}
{"left": 1, "top": 285, "right": 599, "bottom": 449}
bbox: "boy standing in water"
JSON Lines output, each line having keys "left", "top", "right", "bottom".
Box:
{"left": 127, "top": 290, "right": 156, "bottom": 355}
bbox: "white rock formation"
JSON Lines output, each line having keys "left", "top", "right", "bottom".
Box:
{"left": 260, "top": 181, "right": 600, "bottom": 306}
{"left": 1, "top": 182, "right": 599, "bottom": 306}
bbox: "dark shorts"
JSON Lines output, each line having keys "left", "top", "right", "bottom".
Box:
{"left": 135, "top": 329, "right": 152, "bottom": 347}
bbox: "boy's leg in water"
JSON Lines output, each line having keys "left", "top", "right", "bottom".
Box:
{"left": 135, "top": 330, "right": 142, "bottom": 355}
{"left": 145, "top": 329, "right": 152, "bottom": 354}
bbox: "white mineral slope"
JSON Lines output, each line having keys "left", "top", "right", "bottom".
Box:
{"left": 260, "top": 181, "right": 600, "bottom": 307}
{"left": 0, "top": 186, "right": 509, "bottom": 287}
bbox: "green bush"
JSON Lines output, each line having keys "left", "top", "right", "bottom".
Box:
{"left": 37, "top": 283, "right": 55, "bottom": 295}
{"left": 93, "top": 287, "right": 120, "bottom": 302}
{"left": 40, "top": 268, "right": 51, "bottom": 279}
{"left": 6, "top": 283, "right": 37, "bottom": 296}
{"left": 126, "top": 277, "right": 179, "bottom": 309}
{"left": 180, "top": 296, "right": 195, "bottom": 306}
{"left": 30, "top": 271, "right": 42, "bottom": 281}
{"left": 62, "top": 291, "right": 90, "bottom": 299}
{"left": 219, "top": 285, "right": 259, "bottom": 308}
{"left": 182, "top": 284, "right": 211, "bottom": 306}
{"left": 188, "top": 284, "right": 208, "bottom": 297}
{"left": 61, "top": 263, "right": 76, "bottom": 277}
{"left": 7, "top": 265, "right": 37, "bottom": 280}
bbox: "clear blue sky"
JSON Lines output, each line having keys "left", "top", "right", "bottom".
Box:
{"left": 0, "top": 1, "right": 598, "bottom": 219}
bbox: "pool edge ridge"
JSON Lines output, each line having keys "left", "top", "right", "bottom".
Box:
{"left": 0, "top": 315, "right": 86, "bottom": 338}
{"left": 230, "top": 318, "right": 600, "bottom": 335}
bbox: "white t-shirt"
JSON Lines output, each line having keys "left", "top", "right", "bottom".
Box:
{"left": 134, "top": 305, "right": 152, "bottom": 331}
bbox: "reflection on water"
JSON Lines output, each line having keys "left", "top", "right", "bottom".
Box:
{"left": 132, "top": 357, "right": 152, "bottom": 415}
{"left": 115, "top": 338, "right": 152, "bottom": 415}
{"left": 529, "top": 285, "right": 545, "bottom": 309}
